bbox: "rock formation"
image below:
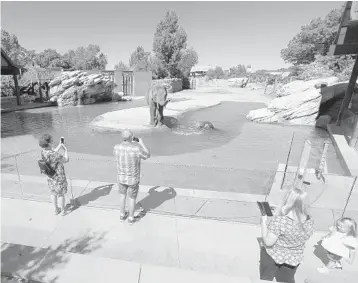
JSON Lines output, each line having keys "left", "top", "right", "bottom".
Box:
{"left": 228, "top": 77, "right": 249, "bottom": 88}
{"left": 246, "top": 77, "right": 358, "bottom": 128}
{"left": 48, "top": 71, "right": 116, "bottom": 107}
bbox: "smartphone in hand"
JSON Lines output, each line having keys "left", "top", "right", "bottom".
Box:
{"left": 257, "top": 201, "right": 273, "bottom": 217}
{"left": 61, "top": 137, "right": 65, "bottom": 144}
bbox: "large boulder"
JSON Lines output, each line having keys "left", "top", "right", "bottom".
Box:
{"left": 246, "top": 77, "right": 354, "bottom": 126}
{"left": 48, "top": 71, "right": 116, "bottom": 107}
{"left": 228, "top": 77, "right": 249, "bottom": 88}
{"left": 276, "top": 77, "right": 338, "bottom": 97}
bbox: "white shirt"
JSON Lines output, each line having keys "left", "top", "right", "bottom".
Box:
{"left": 322, "top": 227, "right": 357, "bottom": 259}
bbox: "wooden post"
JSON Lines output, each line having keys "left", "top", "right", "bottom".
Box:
{"left": 264, "top": 77, "right": 268, "bottom": 94}
{"left": 293, "top": 140, "right": 312, "bottom": 191}
{"left": 273, "top": 76, "right": 278, "bottom": 93}
{"left": 336, "top": 54, "right": 358, "bottom": 126}
{"left": 46, "top": 83, "right": 49, "bottom": 100}
{"left": 13, "top": 73, "right": 21, "bottom": 106}
{"left": 38, "top": 80, "right": 43, "bottom": 101}
{"left": 31, "top": 81, "right": 35, "bottom": 96}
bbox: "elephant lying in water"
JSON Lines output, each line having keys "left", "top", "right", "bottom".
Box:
{"left": 195, "top": 121, "right": 214, "bottom": 130}
{"left": 145, "top": 85, "right": 170, "bottom": 127}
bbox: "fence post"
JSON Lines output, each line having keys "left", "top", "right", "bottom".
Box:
{"left": 293, "top": 140, "right": 312, "bottom": 191}
{"left": 342, "top": 176, "right": 357, "bottom": 217}
{"left": 14, "top": 154, "right": 23, "bottom": 197}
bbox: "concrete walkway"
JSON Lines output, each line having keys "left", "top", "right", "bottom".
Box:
{"left": 2, "top": 172, "right": 358, "bottom": 231}
{"left": 1, "top": 197, "right": 358, "bottom": 283}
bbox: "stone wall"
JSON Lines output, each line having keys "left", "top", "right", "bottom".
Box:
{"left": 152, "top": 78, "right": 183, "bottom": 93}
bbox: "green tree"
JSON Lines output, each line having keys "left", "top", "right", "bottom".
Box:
{"left": 207, "top": 66, "right": 225, "bottom": 79}
{"left": 114, "top": 61, "right": 130, "bottom": 71}
{"left": 153, "top": 10, "right": 188, "bottom": 78}
{"left": 177, "top": 47, "right": 198, "bottom": 77}
{"left": 149, "top": 55, "right": 166, "bottom": 79}
{"left": 65, "top": 45, "right": 108, "bottom": 70}
{"left": 1, "top": 29, "right": 36, "bottom": 66}
{"left": 35, "top": 49, "right": 63, "bottom": 68}
{"left": 281, "top": 7, "right": 344, "bottom": 65}
{"left": 229, "top": 65, "right": 247, "bottom": 77}
{"left": 129, "top": 46, "right": 151, "bottom": 71}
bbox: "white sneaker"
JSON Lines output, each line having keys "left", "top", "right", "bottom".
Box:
{"left": 335, "top": 261, "right": 342, "bottom": 269}
{"left": 317, "top": 266, "right": 329, "bottom": 274}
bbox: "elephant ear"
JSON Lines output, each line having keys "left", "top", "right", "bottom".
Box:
{"left": 146, "top": 87, "right": 154, "bottom": 105}
{"left": 156, "top": 86, "right": 167, "bottom": 106}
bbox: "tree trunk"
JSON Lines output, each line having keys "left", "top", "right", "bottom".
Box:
{"left": 38, "top": 80, "right": 43, "bottom": 101}
{"left": 13, "top": 74, "right": 21, "bottom": 106}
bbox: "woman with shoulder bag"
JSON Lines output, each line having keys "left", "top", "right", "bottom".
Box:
{"left": 38, "top": 134, "right": 69, "bottom": 216}
{"left": 260, "top": 187, "right": 314, "bottom": 283}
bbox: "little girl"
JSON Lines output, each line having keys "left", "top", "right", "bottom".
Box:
{"left": 317, "top": 217, "right": 357, "bottom": 273}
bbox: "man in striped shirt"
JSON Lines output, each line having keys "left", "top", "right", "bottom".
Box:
{"left": 114, "top": 130, "right": 150, "bottom": 224}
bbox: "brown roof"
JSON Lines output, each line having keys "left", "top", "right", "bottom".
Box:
{"left": 1, "top": 48, "right": 21, "bottom": 75}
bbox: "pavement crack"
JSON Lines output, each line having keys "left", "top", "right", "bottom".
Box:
{"left": 137, "top": 264, "right": 142, "bottom": 283}
{"left": 194, "top": 199, "right": 208, "bottom": 215}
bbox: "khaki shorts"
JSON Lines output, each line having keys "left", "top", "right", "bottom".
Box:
{"left": 118, "top": 183, "right": 139, "bottom": 198}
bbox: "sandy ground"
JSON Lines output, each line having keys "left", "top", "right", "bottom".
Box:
{"left": 90, "top": 87, "right": 272, "bottom": 132}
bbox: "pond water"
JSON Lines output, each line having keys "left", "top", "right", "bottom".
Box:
{"left": 1, "top": 99, "right": 344, "bottom": 175}
{"left": 1, "top": 99, "right": 257, "bottom": 156}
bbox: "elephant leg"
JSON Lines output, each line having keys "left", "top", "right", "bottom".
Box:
{"left": 149, "top": 101, "right": 157, "bottom": 126}
{"left": 157, "top": 105, "right": 164, "bottom": 125}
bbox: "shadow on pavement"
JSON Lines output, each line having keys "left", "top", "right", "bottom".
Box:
{"left": 66, "top": 184, "right": 114, "bottom": 213}
{"left": 313, "top": 240, "right": 329, "bottom": 265}
{"left": 1, "top": 232, "right": 107, "bottom": 283}
{"left": 136, "top": 186, "right": 177, "bottom": 221}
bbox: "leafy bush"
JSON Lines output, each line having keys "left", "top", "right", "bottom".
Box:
{"left": 207, "top": 66, "right": 225, "bottom": 79}
{"left": 298, "top": 54, "right": 355, "bottom": 81}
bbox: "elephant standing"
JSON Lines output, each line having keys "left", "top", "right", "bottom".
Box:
{"left": 145, "top": 85, "right": 170, "bottom": 126}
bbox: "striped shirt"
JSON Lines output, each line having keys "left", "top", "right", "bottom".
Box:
{"left": 113, "top": 141, "right": 150, "bottom": 185}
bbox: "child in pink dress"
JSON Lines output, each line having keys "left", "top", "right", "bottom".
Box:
{"left": 317, "top": 217, "right": 357, "bottom": 273}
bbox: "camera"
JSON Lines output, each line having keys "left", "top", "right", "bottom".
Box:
{"left": 132, "top": 136, "right": 139, "bottom": 142}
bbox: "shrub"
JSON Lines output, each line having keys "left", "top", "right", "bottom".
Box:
{"left": 297, "top": 54, "right": 355, "bottom": 81}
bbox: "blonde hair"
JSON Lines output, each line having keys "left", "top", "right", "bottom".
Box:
{"left": 336, "top": 217, "right": 357, "bottom": 237}
{"left": 278, "top": 187, "right": 309, "bottom": 223}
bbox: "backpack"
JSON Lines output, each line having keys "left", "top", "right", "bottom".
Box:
{"left": 38, "top": 151, "right": 57, "bottom": 178}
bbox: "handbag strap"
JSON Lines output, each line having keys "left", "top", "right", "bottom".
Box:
{"left": 41, "top": 150, "right": 59, "bottom": 171}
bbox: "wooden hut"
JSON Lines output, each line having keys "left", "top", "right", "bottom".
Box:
{"left": 1, "top": 48, "right": 22, "bottom": 105}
